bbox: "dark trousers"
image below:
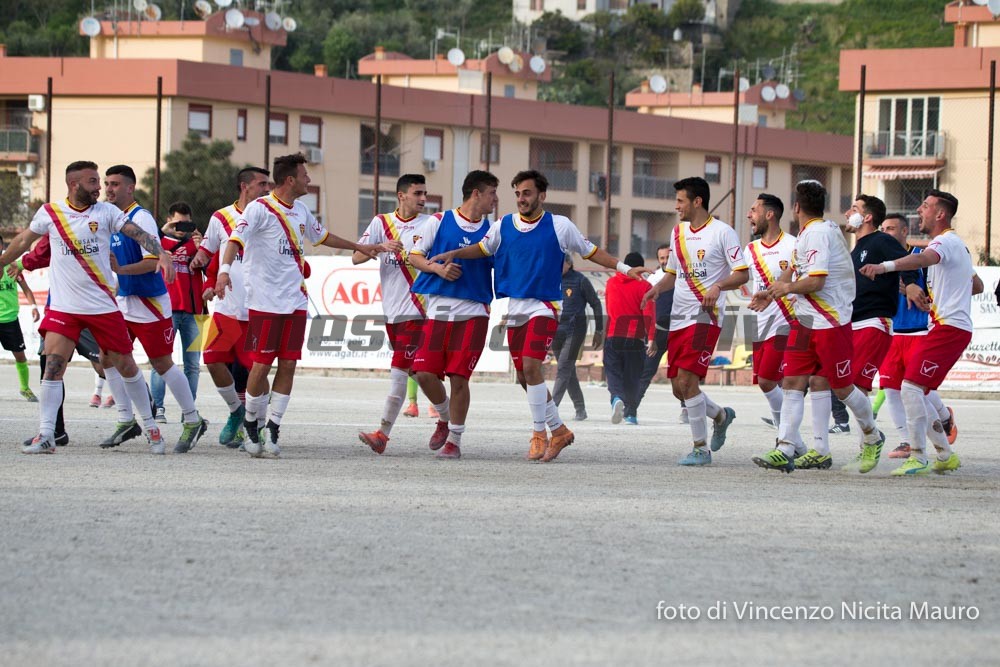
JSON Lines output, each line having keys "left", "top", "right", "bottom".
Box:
{"left": 832, "top": 394, "right": 849, "bottom": 425}
{"left": 638, "top": 327, "right": 668, "bottom": 406}
{"left": 552, "top": 323, "right": 587, "bottom": 412}
{"left": 604, "top": 336, "right": 646, "bottom": 418}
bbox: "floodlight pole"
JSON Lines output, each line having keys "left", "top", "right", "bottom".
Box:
{"left": 988, "top": 60, "right": 996, "bottom": 259}
{"left": 154, "top": 76, "right": 162, "bottom": 220}
{"left": 856, "top": 65, "right": 866, "bottom": 196}
{"left": 373, "top": 75, "right": 382, "bottom": 219}
{"left": 45, "top": 77, "right": 52, "bottom": 203}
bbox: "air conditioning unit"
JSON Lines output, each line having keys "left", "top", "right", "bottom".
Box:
{"left": 305, "top": 147, "right": 323, "bottom": 164}
{"left": 17, "top": 162, "right": 36, "bottom": 178}
{"left": 27, "top": 94, "right": 46, "bottom": 112}
{"left": 422, "top": 158, "right": 438, "bottom": 172}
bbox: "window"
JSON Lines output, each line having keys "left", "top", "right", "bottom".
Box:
{"left": 876, "top": 96, "right": 941, "bottom": 158}
{"left": 504, "top": 84, "right": 516, "bottom": 98}
{"left": 423, "top": 129, "right": 443, "bottom": 161}
{"left": 704, "top": 156, "right": 721, "bottom": 184}
{"left": 357, "top": 189, "right": 398, "bottom": 231}
{"left": 752, "top": 161, "right": 768, "bottom": 189}
{"left": 302, "top": 186, "right": 321, "bottom": 223}
{"left": 236, "top": 109, "right": 247, "bottom": 142}
{"left": 300, "top": 116, "right": 322, "bottom": 148}
{"left": 758, "top": 114, "right": 768, "bottom": 128}
{"left": 230, "top": 49, "right": 243, "bottom": 67}
{"left": 530, "top": 0, "right": 543, "bottom": 10}
{"left": 578, "top": 0, "right": 587, "bottom": 9}
{"left": 269, "top": 112, "right": 288, "bottom": 145}
{"left": 360, "top": 123, "right": 401, "bottom": 176}
{"left": 188, "top": 104, "right": 212, "bottom": 139}
{"left": 480, "top": 133, "right": 500, "bottom": 164}
{"left": 425, "top": 195, "right": 443, "bottom": 215}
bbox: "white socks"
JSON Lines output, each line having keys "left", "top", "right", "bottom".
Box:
{"left": 545, "top": 399, "right": 564, "bottom": 431}
{"left": 447, "top": 423, "right": 465, "bottom": 446}
{"left": 901, "top": 382, "right": 928, "bottom": 461}
{"left": 94, "top": 375, "right": 105, "bottom": 395}
{"left": 245, "top": 391, "right": 269, "bottom": 423}
{"left": 162, "top": 365, "right": 199, "bottom": 423}
{"left": 104, "top": 366, "right": 133, "bottom": 422}
{"left": 526, "top": 382, "right": 548, "bottom": 432}
{"left": 763, "top": 386, "right": 783, "bottom": 426}
{"left": 122, "top": 372, "right": 156, "bottom": 430}
{"left": 268, "top": 391, "right": 290, "bottom": 425}
{"left": 926, "top": 390, "right": 950, "bottom": 422}
{"left": 842, "top": 387, "right": 877, "bottom": 440}
{"left": 217, "top": 382, "right": 242, "bottom": 413}
{"left": 39, "top": 379, "right": 63, "bottom": 439}
{"left": 703, "top": 392, "right": 722, "bottom": 421}
{"left": 883, "top": 388, "right": 909, "bottom": 444}
{"left": 380, "top": 368, "right": 408, "bottom": 435}
{"left": 810, "top": 390, "right": 832, "bottom": 456}
{"left": 433, "top": 398, "right": 450, "bottom": 423}
{"left": 923, "top": 394, "right": 952, "bottom": 459}
{"left": 685, "top": 393, "right": 708, "bottom": 447}
{"left": 776, "top": 389, "right": 805, "bottom": 457}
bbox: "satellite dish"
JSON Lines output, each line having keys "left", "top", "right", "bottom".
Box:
{"left": 529, "top": 55, "right": 546, "bottom": 74}
{"left": 80, "top": 16, "right": 101, "bottom": 37}
{"left": 244, "top": 16, "right": 260, "bottom": 26}
{"left": 775, "top": 83, "right": 790, "bottom": 99}
{"left": 672, "top": 27, "right": 683, "bottom": 41}
{"left": 497, "top": 46, "right": 514, "bottom": 65}
{"left": 738, "top": 77, "right": 750, "bottom": 92}
{"left": 762, "top": 65, "right": 776, "bottom": 80}
{"left": 990, "top": 0, "right": 1000, "bottom": 16}
{"left": 144, "top": 4, "right": 162, "bottom": 21}
{"left": 265, "top": 11, "right": 282, "bottom": 31}
{"left": 508, "top": 54, "right": 523, "bottom": 73}
{"left": 224, "top": 8, "right": 245, "bottom": 28}
{"left": 649, "top": 74, "right": 668, "bottom": 94}
{"left": 194, "top": 0, "right": 212, "bottom": 19}
{"left": 792, "top": 88, "right": 806, "bottom": 102}
{"left": 760, "top": 85, "right": 776, "bottom": 102}
{"left": 133, "top": 0, "right": 148, "bottom": 11}
{"left": 282, "top": 17, "right": 297, "bottom": 32}
{"left": 973, "top": 0, "right": 989, "bottom": 6}
{"left": 215, "top": 0, "right": 233, "bottom": 6}
{"left": 447, "top": 47, "right": 466, "bottom": 67}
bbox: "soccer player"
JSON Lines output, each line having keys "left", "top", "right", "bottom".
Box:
{"left": 406, "top": 170, "right": 499, "bottom": 460}
{"left": 0, "top": 236, "right": 40, "bottom": 402}
{"left": 641, "top": 177, "right": 748, "bottom": 466}
{"left": 355, "top": 174, "right": 438, "bottom": 454}
{"left": 860, "top": 189, "right": 984, "bottom": 475}
{"left": 743, "top": 194, "right": 796, "bottom": 432}
{"left": 750, "top": 180, "right": 884, "bottom": 473}
{"left": 190, "top": 166, "right": 271, "bottom": 447}
{"left": 215, "top": 153, "right": 394, "bottom": 458}
{"left": 432, "top": 169, "right": 644, "bottom": 462}
{"left": 98, "top": 165, "right": 209, "bottom": 453}
{"left": 0, "top": 160, "right": 175, "bottom": 454}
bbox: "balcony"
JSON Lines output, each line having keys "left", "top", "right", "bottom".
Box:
{"left": 360, "top": 154, "right": 400, "bottom": 177}
{"left": 632, "top": 174, "right": 675, "bottom": 199}
{"left": 588, "top": 172, "right": 621, "bottom": 199}
{"left": 864, "top": 131, "right": 946, "bottom": 160}
{"left": 0, "top": 127, "right": 40, "bottom": 163}
{"left": 542, "top": 168, "right": 577, "bottom": 191}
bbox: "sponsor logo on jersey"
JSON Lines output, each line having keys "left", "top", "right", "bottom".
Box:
{"left": 836, "top": 359, "right": 851, "bottom": 378}
{"left": 920, "top": 360, "right": 939, "bottom": 377}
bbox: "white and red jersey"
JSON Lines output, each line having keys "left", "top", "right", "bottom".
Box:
{"left": 115, "top": 206, "right": 172, "bottom": 324}
{"left": 743, "top": 231, "right": 796, "bottom": 341}
{"left": 28, "top": 199, "right": 127, "bottom": 315}
{"left": 357, "top": 210, "right": 435, "bottom": 324}
{"left": 229, "top": 192, "right": 329, "bottom": 314}
{"left": 791, "top": 218, "right": 855, "bottom": 330}
{"left": 202, "top": 201, "right": 249, "bottom": 321}
{"left": 479, "top": 212, "right": 597, "bottom": 322}
{"left": 665, "top": 216, "right": 747, "bottom": 332}
{"left": 926, "top": 230, "right": 975, "bottom": 332}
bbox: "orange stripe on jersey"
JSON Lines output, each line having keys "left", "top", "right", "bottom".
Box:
{"left": 259, "top": 197, "right": 307, "bottom": 297}
{"left": 44, "top": 204, "right": 117, "bottom": 305}
{"left": 802, "top": 294, "right": 840, "bottom": 327}
{"left": 379, "top": 214, "right": 427, "bottom": 317}
{"left": 137, "top": 295, "right": 166, "bottom": 319}
{"left": 214, "top": 206, "right": 239, "bottom": 235}
{"left": 672, "top": 224, "right": 717, "bottom": 324}
{"left": 748, "top": 242, "right": 794, "bottom": 322}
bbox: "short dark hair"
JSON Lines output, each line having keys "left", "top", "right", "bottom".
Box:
{"left": 883, "top": 213, "right": 908, "bottom": 230}
{"left": 674, "top": 177, "right": 711, "bottom": 210}
{"left": 396, "top": 174, "right": 426, "bottom": 194}
{"left": 272, "top": 153, "right": 307, "bottom": 186}
{"left": 623, "top": 251, "right": 645, "bottom": 268}
{"left": 794, "top": 180, "right": 826, "bottom": 217}
{"left": 105, "top": 164, "right": 137, "bottom": 184}
{"left": 461, "top": 170, "right": 499, "bottom": 200}
{"left": 928, "top": 189, "right": 958, "bottom": 217}
{"left": 855, "top": 194, "right": 886, "bottom": 226}
{"left": 757, "top": 193, "right": 784, "bottom": 221}
{"left": 168, "top": 201, "right": 192, "bottom": 217}
{"left": 66, "top": 161, "right": 98, "bottom": 176}
{"left": 237, "top": 166, "right": 269, "bottom": 191}
{"left": 511, "top": 169, "right": 548, "bottom": 193}
{"left": 657, "top": 242, "right": 671, "bottom": 252}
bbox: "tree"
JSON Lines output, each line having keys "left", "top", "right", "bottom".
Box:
{"left": 0, "top": 173, "right": 29, "bottom": 232}
{"left": 135, "top": 133, "right": 245, "bottom": 230}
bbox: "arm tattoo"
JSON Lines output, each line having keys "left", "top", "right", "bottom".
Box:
{"left": 120, "top": 221, "right": 165, "bottom": 257}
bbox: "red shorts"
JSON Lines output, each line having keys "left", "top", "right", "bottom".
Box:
{"left": 203, "top": 312, "right": 254, "bottom": 369}
{"left": 878, "top": 334, "right": 924, "bottom": 391}
{"left": 752, "top": 334, "right": 788, "bottom": 384}
{"left": 412, "top": 317, "right": 489, "bottom": 380}
{"left": 126, "top": 317, "right": 176, "bottom": 359}
{"left": 386, "top": 319, "right": 425, "bottom": 371}
{"left": 851, "top": 325, "right": 893, "bottom": 392}
{"left": 667, "top": 323, "right": 722, "bottom": 379}
{"left": 507, "top": 316, "right": 558, "bottom": 371}
{"left": 903, "top": 325, "right": 972, "bottom": 391}
{"left": 782, "top": 322, "right": 855, "bottom": 389}
{"left": 39, "top": 309, "right": 133, "bottom": 355}
{"left": 247, "top": 309, "right": 307, "bottom": 365}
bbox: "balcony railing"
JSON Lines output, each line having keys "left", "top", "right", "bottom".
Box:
{"left": 360, "top": 154, "right": 400, "bottom": 177}
{"left": 535, "top": 168, "right": 576, "bottom": 191}
{"left": 588, "top": 172, "right": 621, "bottom": 198}
{"left": 0, "top": 128, "right": 40, "bottom": 159}
{"left": 632, "top": 174, "right": 675, "bottom": 199}
{"left": 864, "top": 131, "right": 946, "bottom": 160}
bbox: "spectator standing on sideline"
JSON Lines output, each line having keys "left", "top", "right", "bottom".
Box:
{"left": 604, "top": 251, "right": 655, "bottom": 424}
{"left": 637, "top": 243, "right": 677, "bottom": 418}
{"left": 551, "top": 254, "right": 603, "bottom": 421}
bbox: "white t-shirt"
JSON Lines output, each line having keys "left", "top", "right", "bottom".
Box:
{"left": 114, "top": 205, "right": 172, "bottom": 324}
{"left": 29, "top": 199, "right": 127, "bottom": 314}
{"left": 201, "top": 202, "right": 249, "bottom": 321}
{"left": 925, "top": 230, "right": 975, "bottom": 332}
{"left": 791, "top": 218, "right": 855, "bottom": 330}
{"left": 664, "top": 217, "right": 747, "bottom": 332}
{"left": 229, "top": 193, "right": 329, "bottom": 314}
{"left": 743, "top": 231, "right": 796, "bottom": 341}
{"left": 410, "top": 211, "right": 491, "bottom": 321}
{"left": 357, "top": 210, "right": 436, "bottom": 324}
{"left": 479, "top": 212, "right": 598, "bottom": 323}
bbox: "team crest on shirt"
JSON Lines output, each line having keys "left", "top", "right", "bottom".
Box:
{"left": 697, "top": 249, "right": 706, "bottom": 261}
{"left": 412, "top": 235, "right": 422, "bottom": 244}
{"left": 299, "top": 224, "right": 306, "bottom": 235}
{"left": 565, "top": 287, "right": 573, "bottom": 298}
{"left": 779, "top": 260, "right": 789, "bottom": 271}
{"left": 859, "top": 250, "right": 868, "bottom": 263}
{"left": 88, "top": 221, "right": 98, "bottom": 233}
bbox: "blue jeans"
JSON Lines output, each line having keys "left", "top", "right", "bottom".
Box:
{"left": 150, "top": 311, "right": 201, "bottom": 409}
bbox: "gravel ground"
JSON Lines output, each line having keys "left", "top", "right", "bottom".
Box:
{"left": 1, "top": 367, "right": 998, "bottom": 666}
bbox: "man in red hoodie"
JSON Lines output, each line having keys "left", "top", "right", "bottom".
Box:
{"left": 604, "top": 251, "right": 656, "bottom": 425}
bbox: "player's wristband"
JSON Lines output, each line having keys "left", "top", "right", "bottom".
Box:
{"left": 881, "top": 260, "right": 896, "bottom": 273}
{"left": 616, "top": 261, "right": 630, "bottom": 275}
{"left": 15, "top": 259, "right": 23, "bottom": 271}
{"left": 219, "top": 263, "right": 232, "bottom": 275}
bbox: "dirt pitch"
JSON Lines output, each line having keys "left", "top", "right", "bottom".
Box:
{"left": 1, "top": 367, "right": 998, "bottom": 666}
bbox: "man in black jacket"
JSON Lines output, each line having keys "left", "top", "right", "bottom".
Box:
{"left": 552, "top": 254, "right": 603, "bottom": 420}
